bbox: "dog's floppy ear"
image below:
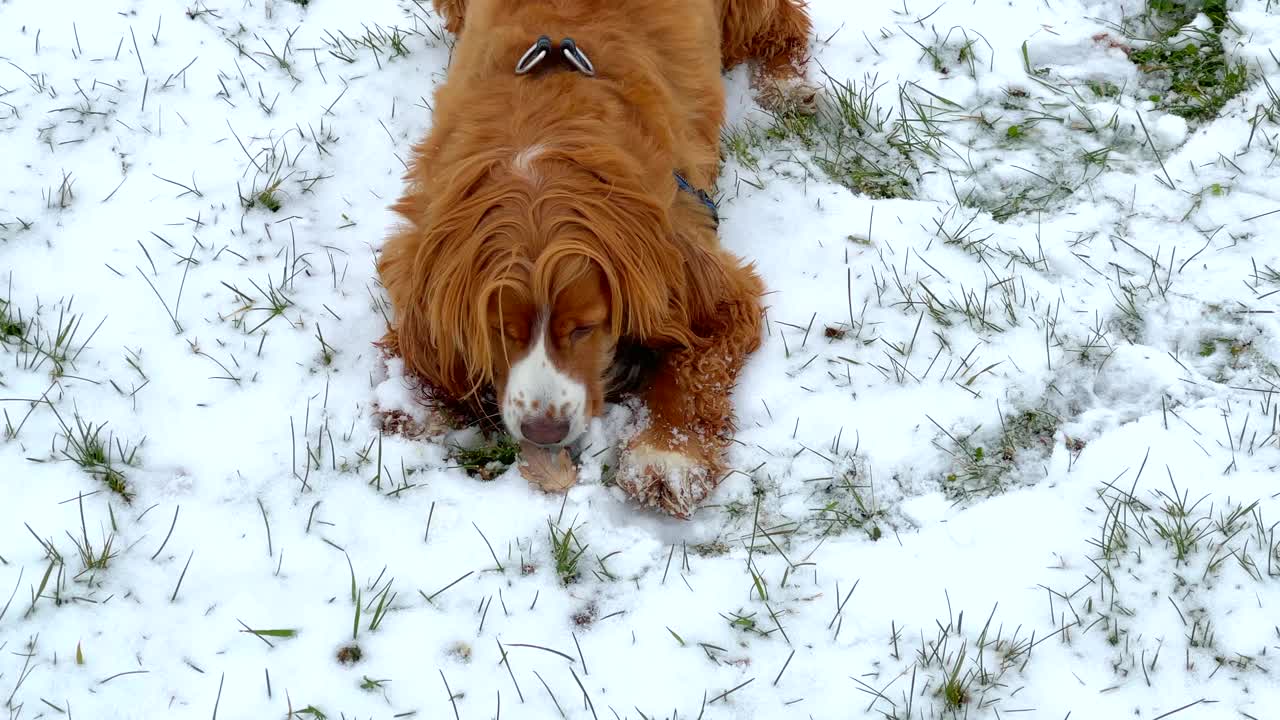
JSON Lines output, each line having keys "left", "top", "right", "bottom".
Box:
{"left": 378, "top": 142, "right": 501, "bottom": 400}
{"left": 377, "top": 225, "right": 447, "bottom": 391}
{"left": 390, "top": 140, "right": 547, "bottom": 401}
{"left": 565, "top": 182, "right": 743, "bottom": 350}
{"left": 557, "top": 187, "right": 687, "bottom": 346}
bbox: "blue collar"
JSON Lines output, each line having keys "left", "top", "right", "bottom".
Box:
{"left": 673, "top": 171, "right": 719, "bottom": 227}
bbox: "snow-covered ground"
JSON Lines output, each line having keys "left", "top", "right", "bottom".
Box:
{"left": 3, "top": 0, "right": 1280, "bottom": 717}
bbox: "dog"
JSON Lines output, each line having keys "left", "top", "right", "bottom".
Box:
{"left": 377, "top": 0, "right": 813, "bottom": 517}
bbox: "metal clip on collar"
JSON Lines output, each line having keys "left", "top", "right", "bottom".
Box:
{"left": 516, "top": 35, "right": 553, "bottom": 75}
{"left": 514, "top": 35, "right": 596, "bottom": 77}
{"left": 559, "top": 38, "right": 595, "bottom": 76}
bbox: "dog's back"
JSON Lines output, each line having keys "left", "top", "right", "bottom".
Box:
{"left": 437, "top": 0, "right": 727, "bottom": 190}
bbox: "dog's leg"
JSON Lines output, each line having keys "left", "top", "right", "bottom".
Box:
{"left": 719, "top": 0, "right": 816, "bottom": 114}
{"left": 433, "top": 0, "right": 468, "bottom": 35}
{"left": 616, "top": 264, "right": 764, "bottom": 519}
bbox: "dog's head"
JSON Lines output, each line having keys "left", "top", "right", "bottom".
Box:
{"left": 485, "top": 256, "right": 616, "bottom": 447}
{"left": 388, "top": 140, "right": 710, "bottom": 448}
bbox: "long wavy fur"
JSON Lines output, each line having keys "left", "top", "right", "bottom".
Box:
{"left": 379, "top": 0, "right": 806, "bottom": 455}
{"left": 380, "top": 134, "right": 731, "bottom": 405}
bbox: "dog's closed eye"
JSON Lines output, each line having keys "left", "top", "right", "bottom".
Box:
{"left": 493, "top": 322, "right": 529, "bottom": 344}
{"left": 569, "top": 324, "right": 596, "bottom": 343}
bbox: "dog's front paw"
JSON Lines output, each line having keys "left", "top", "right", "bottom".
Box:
{"left": 751, "top": 67, "right": 820, "bottom": 117}
{"left": 615, "top": 443, "right": 717, "bottom": 519}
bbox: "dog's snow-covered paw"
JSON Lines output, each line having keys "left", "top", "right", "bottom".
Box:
{"left": 751, "top": 69, "right": 820, "bottom": 117}
{"left": 615, "top": 444, "right": 716, "bottom": 519}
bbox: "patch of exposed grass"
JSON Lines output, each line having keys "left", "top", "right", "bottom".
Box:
{"left": 223, "top": 269, "right": 299, "bottom": 337}
{"left": 24, "top": 531, "right": 68, "bottom": 617}
{"left": 1087, "top": 79, "right": 1122, "bottom": 98}
{"left": 1132, "top": 39, "right": 1248, "bottom": 122}
{"left": 0, "top": 297, "right": 25, "bottom": 339}
{"left": 450, "top": 436, "right": 520, "bottom": 480}
{"left": 965, "top": 157, "right": 1093, "bottom": 223}
{"left": 902, "top": 25, "right": 992, "bottom": 79}
{"left": 1188, "top": 308, "right": 1273, "bottom": 382}
{"left": 230, "top": 125, "right": 298, "bottom": 213}
{"left": 1130, "top": 0, "right": 1249, "bottom": 122}
{"left": 857, "top": 603, "right": 1036, "bottom": 718}
{"left": 548, "top": 519, "right": 587, "bottom": 584}
{"left": 721, "top": 74, "right": 921, "bottom": 200}
{"left": 56, "top": 412, "right": 140, "bottom": 502}
{"left": 360, "top": 676, "right": 389, "bottom": 692}
{"left": 322, "top": 24, "right": 414, "bottom": 65}
{"left": 70, "top": 525, "right": 117, "bottom": 577}
{"left": 996, "top": 409, "right": 1059, "bottom": 462}
{"left": 253, "top": 187, "right": 283, "bottom": 213}
{"left": 690, "top": 540, "right": 730, "bottom": 557}
{"left": 1061, "top": 459, "right": 1279, "bottom": 686}
{"left": 1149, "top": 0, "right": 1228, "bottom": 28}
{"left": 811, "top": 457, "right": 886, "bottom": 541}
{"left": 0, "top": 296, "right": 104, "bottom": 379}
{"left": 934, "top": 408, "right": 1060, "bottom": 500}
{"left": 721, "top": 124, "right": 762, "bottom": 172}
{"left": 68, "top": 494, "right": 117, "bottom": 580}
{"left": 315, "top": 325, "right": 336, "bottom": 366}
{"left": 764, "top": 102, "right": 819, "bottom": 143}
{"left": 1197, "top": 336, "right": 1251, "bottom": 363}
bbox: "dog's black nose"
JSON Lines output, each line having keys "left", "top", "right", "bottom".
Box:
{"left": 521, "top": 416, "right": 570, "bottom": 446}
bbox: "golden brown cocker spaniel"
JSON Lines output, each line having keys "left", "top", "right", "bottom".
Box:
{"left": 378, "top": 0, "right": 812, "bottom": 517}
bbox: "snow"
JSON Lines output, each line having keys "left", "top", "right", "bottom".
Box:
{"left": 2, "top": 0, "right": 1280, "bottom": 718}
